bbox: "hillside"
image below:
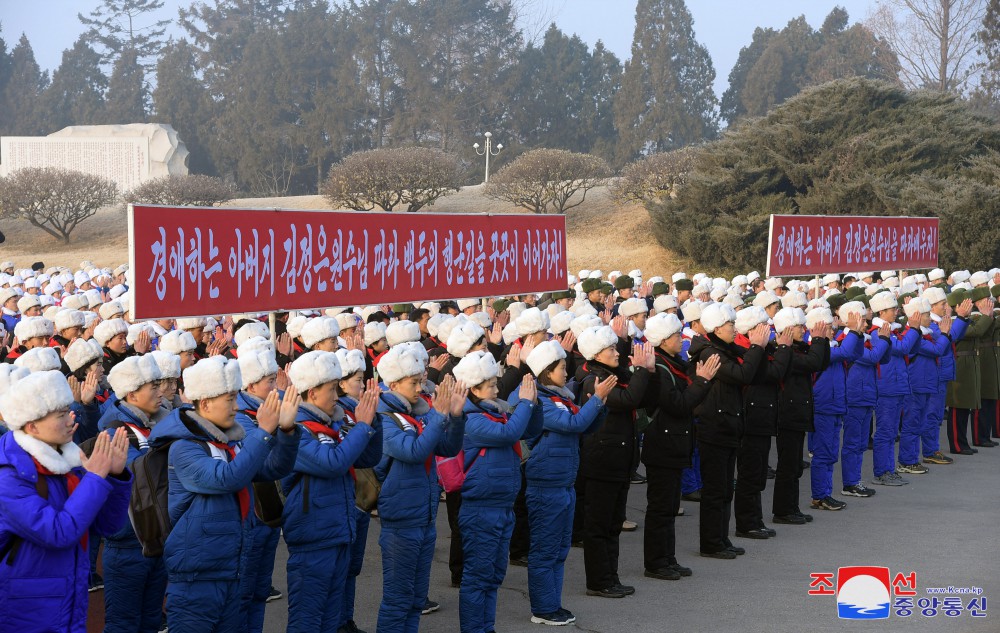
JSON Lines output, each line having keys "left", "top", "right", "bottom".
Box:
{"left": 0, "top": 185, "right": 689, "bottom": 278}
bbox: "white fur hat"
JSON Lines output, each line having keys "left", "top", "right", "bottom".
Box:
{"left": 549, "top": 310, "right": 575, "bottom": 336}
{"left": 93, "top": 318, "right": 127, "bottom": 347}
{"left": 865, "top": 283, "right": 883, "bottom": 297}
{"left": 703, "top": 303, "right": 737, "bottom": 333}
{"left": 176, "top": 317, "right": 208, "bottom": 331}
{"left": 452, "top": 350, "right": 499, "bottom": 387}
{"left": 881, "top": 276, "right": 899, "bottom": 288}
{"left": 379, "top": 344, "right": 426, "bottom": 384}
{"left": 386, "top": 320, "right": 421, "bottom": 347}
{"left": 953, "top": 282, "right": 973, "bottom": 292}
{"left": 469, "top": 311, "right": 493, "bottom": 329}
{"left": 578, "top": 325, "right": 618, "bottom": 360}
{"left": 516, "top": 307, "right": 550, "bottom": 337}
{"left": 970, "top": 271, "right": 990, "bottom": 287}
{"left": 333, "top": 312, "right": 361, "bottom": 332}
{"left": 709, "top": 287, "right": 726, "bottom": 302}
{"left": 234, "top": 321, "right": 271, "bottom": 347}
{"left": 928, "top": 268, "right": 945, "bottom": 281}
{"left": 752, "top": 291, "right": 779, "bottom": 309}
{"left": 951, "top": 270, "right": 971, "bottom": 284}
{"left": 732, "top": 274, "right": 748, "bottom": 286}
{"left": 902, "top": 299, "right": 923, "bottom": 320}
{"left": 54, "top": 309, "right": 86, "bottom": 333}
{"left": 238, "top": 348, "right": 279, "bottom": 389}
{"left": 398, "top": 340, "right": 428, "bottom": 365}
{"left": 619, "top": 298, "right": 648, "bottom": 318}
{"left": 0, "top": 364, "right": 30, "bottom": 397}
{"left": 589, "top": 270, "right": 603, "bottom": 279}
{"left": 150, "top": 350, "right": 182, "bottom": 380}
{"left": 645, "top": 313, "right": 683, "bottom": 346}
{"left": 300, "top": 317, "right": 340, "bottom": 349}
{"left": 288, "top": 351, "right": 342, "bottom": 393}
{"left": 571, "top": 301, "right": 598, "bottom": 317}
{"left": 98, "top": 301, "right": 125, "bottom": 321}
{"left": 437, "top": 315, "right": 466, "bottom": 346}
{"left": 683, "top": 300, "right": 705, "bottom": 322}
{"left": 773, "top": 307, "right": 800, "bottom": 333}
{"left": 158, "top": 329, "right": 197, "bottom": 354}
{"left": 671, "top": 272, "right": 687, "bottom": 283}
{"left": 14, "top": 347, "right": 62, "bottom": 372}
{"left": 870, "top": 291, "right": 898, "bottom": 314}
{"left": 420, "top": 302, "right": 441, "bottom": 315}
{"left": 526, "top": 340, "right": 567, "bottom": 376}
{"left": 838, "top": 301, "right": 866, "bottom": 323}
{"left": 184, "top": 356, "right": 242, "bottom": 401}
{"left": 65, "top": 338, "right": 103, "bottom": 372}
{"left": 747, "top": 271, "right": 761, "bottom": 283}
{"left": 447, "top": 321, "right": 486, "bottom": 359}
{"left": 507, "top": 302, "right": 528, "bottom": 321}
{"left": 286, "top": 315, "right": 309, "bottom": 340}
{"left": 16, "top": 294, "right": 41, "bottom": 313}
{"left": 569, "top": 314, "right": 602, "bottom": 338}
{"left": 109, "top": 354, "right": 163, "bottom": 399}
{"left": 126, "top": 323, "right": 154, "bottom": 347}
{"left": 43, "top": 306, "right": 64, "bottom": 321}
{"left": 805, "top": 308, "right": 834, "bottom": 329}
{"left": 427, "top": 314, "right": 452, "bottom": 338}
{"left": 692, "top": 283, "right": 709, "bottom": 297}
{"left": 15, "top": 317, "right": 55, "bottom": 342}
{"left": 822, "top": 273, "right": 840, "bottom": 285}
{"left": 545, "top": 303, "right": 566, "bottom": 319}
{"left": 924, "top": 287, "right": 947, "bottom": 305}
{"left": 501, "top": 321, "right": 519, "bottom": 346}
{"left": 325, "top": 307, "right": 348, "bottom": 317}
{"left": 109, "top": 284, "right": 127, "bottom": 299}
{"left": 0, "top": 371, "right": 74, "bottom": 430}
{"left": 0, "top": 288, "right": 17, "bottom": 306}
{"left": 364, "top": 322, "right": 388, "bottom": 347}
{"left": 735, "top": 306, "right": 766, "bottom": 335}
{"left": 780, "top": 291, "right": 807, "bottom": 309}
{"left": 653, "top": 295, "right": 678, "bottom": 313}
{"left": 457, "top": 298, "right": 480, "bottom": 311}
{"left": 807, "top": 298, "right": 830, "bottom": 312}
{"left": 83, "top": 289, "right": 102, "bottom": 308}
{"left": 723, "top": 295, "right": 743, "bottom": 311}
{"left": 335, "top": 348, "right": 366, "bottom": 377}
{"left": 238, "top": 335, "right": 275, "bottom": 357}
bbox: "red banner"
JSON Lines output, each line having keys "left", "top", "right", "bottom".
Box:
{"left": 765, "top": 215, "right": 939, "bottom": 278}
{"left": 128, "top": 205, "right": 567, "bottom": 320}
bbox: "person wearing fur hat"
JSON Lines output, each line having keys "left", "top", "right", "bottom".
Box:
{"left": 6, "top": 316, "right": 56, "bottom": 364}
{"left": 281, "top": 351, "right": 380, "bottom": 633}
{"left": 51, "top": 309, "right": 86, "bottom": 349}
{"left": 453, "top": 352, "right": 542, "bottom": 633}
{"left": 146, "top": 357, "right": 299, "bottom": 633}
{"left": 520, "top": 341, "right": 612, "bottom": 624}
{"left": 363, "top": 321, "right": 389, "bottom": 382}
{"left": 62, "top": 338, "right": 109, "bottom": 447}
{"left": 574, "top": 325, "right": 653, "bottom": 596}
{"left": 159, "top": 330, "right": 199, "bottom": 372}
{"left": 946, "top": 290, "right": 998, "bottom": 452}
{"left": 373, "top": 346, "right": 466, "bottom": 633}
{"left": 95, "top": 318, "right": 146, "bottom": 374}
{"left": 0, "top": 371, "right": 132, "bottom": 633}
{"left": 809, "top": 305, "right": 864, "bottom": 512}
{"left": 641, "top": 314, "right": 721, "bottom": 578}
{"left": 175, "top": 318, "right": 210, "bottom": 360}
{"left": 0, "top": 287, "right": 21, "bottom": 332}
{"left": 97, "top": 355, "right": 171, "bottom": 633}
{"left": 17, "top": 294, "right": 43, "bottom": 318}
{"left": 686, "top": 305, "right": 769, "bottom": 556}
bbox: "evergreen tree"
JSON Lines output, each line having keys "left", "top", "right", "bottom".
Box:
{"left": 152, "top": 39, "right": 214, "bottom": 174}
{"left": 613, "top": 0, "right": 719, "bottom": 165}
{"left": 0, "top": 34, "right": 48, "bottom": 135}
{"left": 103, "top": 47, "right": 147, "bottom": 123}
{"left": 583, "top": 41, "right": 623, "bottom": 161}
{"left": 78, "top": 0, "right": 171, "bottom": 70}
{"left": 348, "top": 0, "right": 405, "bottom": 148}
{"left": 720, "top": 27, "right": 778, "bottom": 126}
{"left": 973, "top": 0, "right": 1000, "bottom": 116}
{"left": 40, "top": 36, "right": 108, "bottom": 130}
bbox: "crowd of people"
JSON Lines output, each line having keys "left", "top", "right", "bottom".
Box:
{"left": 0, "top": 259, "right": 997, "bottom": 633}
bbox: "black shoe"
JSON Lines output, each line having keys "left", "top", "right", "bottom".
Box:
{"left": 630, "top": 471, "right": 647, "bottom": 484}
{"left": 612, "top": 583, "right": 635, "bottom": 595}
{"left": 681, "top": 490, "right": 702, "bottom": 502}
{"left": 842, "top": 484, "right": 876, "bottom": 498}
{"left": 421, "top": 599, "right": 440, "bottom": 615}
{"left": 801, "top": 459, "right": 810, "bottom": 469}
{"left": 766, "top": 466, "right": 776, "bottom": 480}
{"left": 726, "top": 545, "right": 746, "bottom": 555}
{"left": 451, "top": 578, "right": 462, "bottom": 588}
{"left": 530, "top": 610, "right": 575, "bottom": 625}
{"left": 773, "top": 514, "right": 806, "bottom": 525}
{"left": 759, "top": 526, "right": 777, "bottom": 537}
{"left": 700, "top": 549, "right": 737, "bottom": 559}
{"left": 644, "top": 567, "right": 681, "bottom": 580}
{"left": 586, "top": 586, "right": 627, "bottom": 598}
{"left": 734, "top": 528, "right": 770, "bottom": 539}
{"left": 338, "top": 621, "right": 366, "bottom": 633}
{"left": 973, "top": 441, "right": 998, "bottom": 447}
{"left": 668, "top": 562, "right": 693, "bottom": 576}
{"left": 571, "top": 540, "right": 584, "bottom": 548}
{"left": 88, "top": 572, "right": 104, "bottom": 593}
{"left": 158, "top": 614, "right": 168, "bottom": 633}
{"left": 795, "top": 512, "right": 814, "bottom": 523}
{"left": 509, "top": 555, "right": 529, "bottom": 567}
{"left": 811, "top": 496, "right": 847, "bottom": 511}
{"left": 558, "top": 608, "right": 576, "bottom": 623}
{"left": 266, "top": 586, "right": 282, "bottom": 602}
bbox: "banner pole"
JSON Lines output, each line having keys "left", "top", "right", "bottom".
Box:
{"left": 269, "top": 312, "right": 277, "bottom": 342}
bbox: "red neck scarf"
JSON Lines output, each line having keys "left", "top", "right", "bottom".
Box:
{"left": 301, "top": 420, "right": 357, "bottom": 481}
{"left": 397, "top": 413, "right": 435, "bottom": 473}
{"left": 205, "top": 442, "right": 250, "bottom": 521}
{"left": 32, "top": 459, "right": 87, "bottom": 550}
{"left": 479, "top": 409, "right": 523, "bottom": 459}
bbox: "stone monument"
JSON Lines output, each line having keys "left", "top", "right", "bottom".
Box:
{"left": 0, "top": 123, "right": 189, "bottom": 192}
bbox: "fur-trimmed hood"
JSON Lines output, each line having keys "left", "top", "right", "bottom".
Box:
{"left": 147, "top": 405, "right": 245, "bottom": 448}
{"left": 1, "top": 430, "right": 83, "bottom": 476}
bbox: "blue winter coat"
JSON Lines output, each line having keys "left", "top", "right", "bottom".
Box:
{"left": 875, "top": 326, "right": 920, "bottom": 397}
{"left": 525, "top": 384, "right": 604, "bottom": 488}
{"left": 0, "top": 431, "right": 131, "bottom": 633}
{"left": 1, "top": 313, "right": 19, "bottom": 333}
{"left": 147, "top": 406, "right": 298, "bottom": 583}
{"left": 908, "top": 328, "right": 952, "bottom": 394}
{"left": 280, "top": 402, "right": 380, "bottom": 549}
{"left": 846, "top": 333, "right": 892, "bottom": 407}
{"left": 933, "top": 317, "right": 969, "bottom": 383}
{"left": 70, "top": 400, "right": 101, "bottom": 445}
{"left": 813, "top": 330, "right": 863, "bottom": 415}
{"left": 374, "top": 391, "right": 463, "bottom": 528}
{"left": 460, "top": 397, "right": 541, "bottom": 507}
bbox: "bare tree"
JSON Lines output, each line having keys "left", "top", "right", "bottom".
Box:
{"left": 0, "top": 168, "right": 118, "bottom": 243}
{"left": 124, "top": 174, "right": 236, "bottom": 207}
{"left": 867, "top": 0, "right": 987, "bottom": 93}
{"left": 609, "top": 147, "right": 696, "bottom": 206}
{"left": 484, "top": 149, "right": 611, "bottom": 214}
{"left": 321, "top": 147, "right": 464, "bottom": 212}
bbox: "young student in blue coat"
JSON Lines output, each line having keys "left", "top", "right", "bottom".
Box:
{"left": 234, "top": 341, "right": 299, "bottom": 633}
{"left": 844, "top": 313, "right": 892, "bottom": 496}
{"left": 924, "top": 290, "right": 973, "bottom": 465}
{"left": 454, "top": 350, "right": 542, "bottom": 633}
{"left": 100, "top": 354, "right": 170, "bottom": 633}
{"left": 374, "top": 344, "right": 467, "bottom": 633}
{"left": 522, "top": 340, "right": 612, "bottom": 626}
{"left": 147, "top": 356, "right": 299, "bottom": 633}
{"left": 0, "top": 370, "right": 132, "bottom": 633}
{"left": 334, "top": 347, "right": 377, "bottom": 633}
{"left": 281, "top": 350, "right": 381, "bottom": 633}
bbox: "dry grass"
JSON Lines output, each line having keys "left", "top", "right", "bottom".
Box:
{"left": 0, "top": 185, "right": 688, "bottom": 277}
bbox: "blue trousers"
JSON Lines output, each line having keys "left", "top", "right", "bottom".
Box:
{"left": 681, "top": 443, "right": 702, "bottom": 494}
{"left": 873, "top": 395, "right": 904, "bottom": 476}
{"left": 377, "top": 523, "right": 436, "bottom": 633}
{"left": 525, "top": 486, "right": 573, "bottom": 615}
{"left": 810, "top": 413, "right": 842, "bottom": 500}
{"left": 342, "top": 509, "right": 372, "bottom": 627}
{"left": 459, "top": 503, "right": 515, "bottom": 633}
{"left": 922, "top": 386, "right": 947, "bottom": 456}
{"left": 166, "top": 579, "right": 241, "bottom": 633}
{"left": 240, "top": 523, "right": 280, "bottom": 633}
{"left": 842, "top": 406, "right": 872, "bottom": 487}
{"left": 287, "top": 543, "right": 350, "bottom": 633}
{"left": 103, "top": 544, "right": 168, "bottom": 633}
{"left": 899, "top": 392, "right": 931, "bottom": 465}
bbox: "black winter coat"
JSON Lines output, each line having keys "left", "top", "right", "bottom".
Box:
{"left": 641, "top": 350, "right": 711, "bottom": 469}
{"left": 743, "top": 341, "right": 793, "bottom": 437}
{"left": 578, "top": 359, "right": 650, "bottom": 482}
{"left": 687, "top": 334, "right": 765, "bottom": 448}
{"left": 777, "top": 338, "right": 831, "bottom": 432}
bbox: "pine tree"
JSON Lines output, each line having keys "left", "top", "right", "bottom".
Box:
{"left": 0, "top": 34, "right": 49, "bottom": 135}
{"left": 583, "top": 41, "right": 623, "bottom": 161}
{"left": 103, "top": 47, "right": 147, "bottom": 123}
{"left": 78, "top": 0, "right": 171, "bottom": 70}
{"left": 152, "top": 39, "right": 214, "bottom": 174}
{"left": 613, "top": 0, "right": 719, "bottom": 165}
{"left": 973, "top": 0, "right": 1000, "bottom": 116}
{"left": 40, "top": 36, "right": 108, "bottom": 130}
{"left": 720, "top": 27, "right": 778, "bottom": 125}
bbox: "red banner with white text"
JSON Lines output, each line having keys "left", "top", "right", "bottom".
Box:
{"left": 765, "top": 215, "right": 939, "bottom": 278}
{"left": 129, "top": 205, "right": 567, "bottom": 320}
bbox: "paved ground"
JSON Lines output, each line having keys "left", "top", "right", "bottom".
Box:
{"left": 259, "top": 425, "right": 997, "bottom": 632}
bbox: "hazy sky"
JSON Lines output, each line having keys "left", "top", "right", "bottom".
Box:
{"left": 1, "top": 0, "right": 878, "bottom": 98}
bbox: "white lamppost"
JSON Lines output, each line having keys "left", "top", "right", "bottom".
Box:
{"left": 473, "top": 132, "right": 503, "bottom": 183}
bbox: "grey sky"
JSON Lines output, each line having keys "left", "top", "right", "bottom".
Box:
{"left": 1, "top": 0, "right": 877, "bottom": 98}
